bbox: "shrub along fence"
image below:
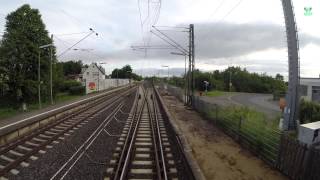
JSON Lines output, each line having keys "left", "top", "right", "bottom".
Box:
{"left": 162, "top": 84, "right": 320, "bottom": 180}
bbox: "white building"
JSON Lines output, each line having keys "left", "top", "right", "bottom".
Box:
{"left": 82, "top": 63, "right": 106, "bottom": 94}
{"left": 300, "top": 78, "right": 320, "bottom": 103}
{"left": 81, "top": 63, "right": 130, "bottom": 94}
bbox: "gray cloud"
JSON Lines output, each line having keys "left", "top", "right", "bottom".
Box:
{"left": 134, "top": 68, "right": 186, "bottom": 77}
{"left": 98, "top": 22, "right": 320, "bottom": 61}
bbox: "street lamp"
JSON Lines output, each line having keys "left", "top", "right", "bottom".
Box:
{"left": 170, "top": 52, "right": 187, "bottom": 103}
{"left": 38, "top": 43, "right": 53, "bottom": 109}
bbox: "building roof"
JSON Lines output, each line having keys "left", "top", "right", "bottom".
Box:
{"left": 95, "top": 63, "right": 106, "bottom": 75}
{"left": 82, "top": 63, "right": 106, "bottom": 75}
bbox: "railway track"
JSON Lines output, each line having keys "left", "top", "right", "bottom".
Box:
{"left": 105, "top": 86, "right": 179, "bottom": 180}
{"left": 0, "top": 86, "right": 137, "bottom": 178}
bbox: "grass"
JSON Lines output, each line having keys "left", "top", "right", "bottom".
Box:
{"left": 0, "top": 108, "right": 17, "bottom": 120}
{"left": 201, "top": 104, "right": 282, "bottom": 163}
{"left": 204, "top": 90, "right": 234, "bottom": 97}
{"left": 0, "top": 93, "right": 83, "bottom": 120}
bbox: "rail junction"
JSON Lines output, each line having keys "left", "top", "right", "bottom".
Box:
{"left": 0, "top": 84, "right": 199, "bottom": 180}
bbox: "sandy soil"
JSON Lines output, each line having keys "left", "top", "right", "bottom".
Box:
{"left": 161, "top": 93, "right": 287, "bottom": 180}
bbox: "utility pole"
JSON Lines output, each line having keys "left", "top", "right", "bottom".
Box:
{"left": 50, "top": 34, "right": 53, "bottom": 105}
{"left": 38, "top": 43, "right": 53, "bottom": 109}
{"left": 188, "top": 24, "right": 195, "bottom": 106}
{"left": 281, "top": 0, "right": 300, "bottom": 130}
{"left": 133, "top": 25, "right": 195, "bottom": 106}
{"left": 184, "top": 55, "right": 187, "bottom": 104}
{"left": 38, "top": 51, "right": 41, "bottom": 109}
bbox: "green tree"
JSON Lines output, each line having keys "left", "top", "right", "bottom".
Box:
{"left": 0, "top": 4, "right": 57, "bottom": 106}
{"left": 111, "top": 65, "right": 142, "bottom": 81}
{"left": 275, "top": 73, "right": 284, "bottom": 81}
{"left": 58, "top": 60, "right": 83, "bottom": 76}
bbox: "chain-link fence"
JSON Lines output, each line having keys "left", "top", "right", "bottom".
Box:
{"left": 163, "top": 84, "right": 320, "bottom": 180}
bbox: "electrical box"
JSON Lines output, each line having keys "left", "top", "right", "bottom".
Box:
{"left": 298, "top": 121, "right": 320, "bottom": 146}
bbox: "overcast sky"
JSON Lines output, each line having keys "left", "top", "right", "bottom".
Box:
{"left": 0, "top": 0, "right": 320, "bottom": 78}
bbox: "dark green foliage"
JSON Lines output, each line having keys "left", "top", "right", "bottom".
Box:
{"left": 168, "top": 76, "right": 186, "bottom": 88}
{"left": 68, "top": 86, "right": 85, "bottom": 95}
{"left": 299, "top": 99, "right": 320, "bottom": 123}
{"left": 59, "top": 80, "right": 82, "bottom": 92}
{"left": 0, "top": 4, "right": 57, "bottom": 105}
{"left": 57, "top": 60, "right": 83, "bottom": 76}
{"left": 166, "top": 66, "right": 287, "bottom": 94}
{"left": 111, "top": 65, "right": 142, "bottom": 81}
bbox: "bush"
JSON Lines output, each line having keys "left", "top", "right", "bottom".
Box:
{"left": 59, "top": 80, "right": 82, "bottom": 92}
{"left": 68, "top": 86, "right": 85, "bottom": 95}
{"left": 300, "top": 99, "right": 320, "bottom": 124}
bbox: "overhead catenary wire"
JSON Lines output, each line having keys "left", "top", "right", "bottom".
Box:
{"left": 136, "top": 0, "right": 162, "bottom": 57}
{"left": 206, "top": 0, "right": 226, "bottom": 21}
{"left": 150, "top": 30, "right": 187, "bottom": 55}
{"left": 218, "top": 0, "right": 244, "bottom": 23}
{"left": 152, "top": 26, "right": 189, "bottom": 54}
{"left": 57, "top": 28, "right": 98, "bottom": 58}
{"left": 201, "top": 0, "right": 245, "bottom": 38}
{"left": 54, "top": 32, "right": 90, "bottom": 36}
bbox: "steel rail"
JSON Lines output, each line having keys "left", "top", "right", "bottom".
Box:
{"left": 0, "top": 88, "right": 136, "bottom": 176}
{"left": 0, "top": 87, "right": 132, "bottom": 150}
{"left": 0, "top": 86, "right": 130, "bottom": 135}
{"left": 152, "top": 90, "right": 168, "bottom": 180}
{"left": 116, "top": 89, "right": 146, "bottom": 180}
{"left": 112, "top": 87, "right": 140, "bottom": 179}
{"left": 50, "top": 103, "right": 125, "bottom": 180}
{"left": 145, "top": 89, "right": 162, "bottom": 180}
{"left": 0, "top": 87, "right": 134, "bottom": 154}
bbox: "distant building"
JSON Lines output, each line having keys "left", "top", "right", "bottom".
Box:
{"left": 81, "top": 63, "right": 106, "bottom": 93}
{"left": 80, "top": 62, "right": 130, "bottom": 94}
{"left": 300, "top": 78, "right": 320, "bottom": 103}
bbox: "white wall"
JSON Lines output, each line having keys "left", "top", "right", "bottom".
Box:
{"left": 85, "top": 78, "right": 130, "bottom": 94}
{"left": 300, "top": 78, "right": 320, "bottom": 101}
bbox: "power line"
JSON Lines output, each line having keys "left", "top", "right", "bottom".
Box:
{"left": 218, "top": 0, "right": 244, "bottom": 23}
{"left": 206, "top": 0, "right": 226, "bottom": 21}
{"left": 150, "top": 30, "right": 187, "bottom": 55}
{"left": 153, "top": 25, "right": 188, "bottom": 29}
{"left": 57, "top": 28, "right": 98, "bottom": 58}
{"left": 201, "top": 0, "right": 245, "bottom": 38}
{"left": 152, "top": 26, "right": 188, "bottom": 53}
{"left": 54, "top": 32, "right": 90, "bottom": 36}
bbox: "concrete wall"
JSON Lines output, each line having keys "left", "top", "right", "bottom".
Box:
{"left": 300, "top": 78, "right": 320, "bottom": 102}
{"left": 85, "top": 78, "right": 129, "bottom": 94}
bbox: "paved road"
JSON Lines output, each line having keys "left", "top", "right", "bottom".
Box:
{"left": 200, "top": 93, "right": 281, "bottom": 119}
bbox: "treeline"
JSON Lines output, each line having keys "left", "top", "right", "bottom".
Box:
{"left": 111, "top": 65, "right": 142, "bottom": 81}
{"left": 166, "top": 67, "right": 287, "bottom": 94}
{"left": 0, "top": 4, "right": 141, "bottom": 109}
{"left": 0, "top": 5, "right": 57, "bottom": 107}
